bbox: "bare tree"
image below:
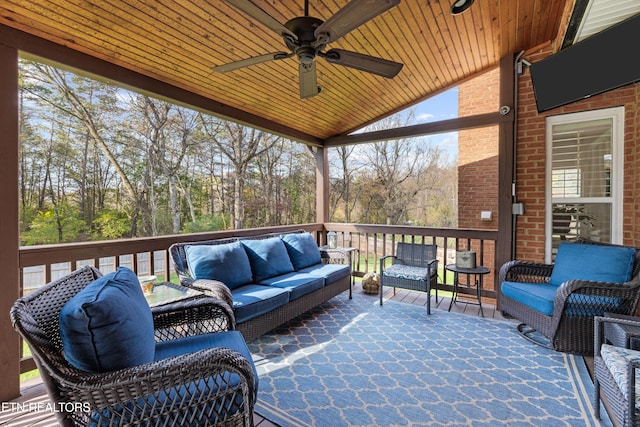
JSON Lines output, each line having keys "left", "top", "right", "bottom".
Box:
{"left": 202, "top": 119, "right": 280, "bottom": 229}
{"left": 329, "top": 145, "right": 361, "bottom": 222}
{"left": 132, "top": 96, "right": 201, "bottom": 234}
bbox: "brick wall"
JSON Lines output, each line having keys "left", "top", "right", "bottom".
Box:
{"left": 457, "top": 67, "right": 500, "bottom": 294}
{"left": 514, "top": 45, "right": 640, "bottom": 262}
{"left": 457, "top": 67, "right": 500, "bottom": 231}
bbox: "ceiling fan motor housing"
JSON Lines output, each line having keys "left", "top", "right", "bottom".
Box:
{"left": 284, "top": 16, "right": 326, "bottom": 63}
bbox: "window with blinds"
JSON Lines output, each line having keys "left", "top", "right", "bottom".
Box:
{"left": 545, "top": 107, "right": 624, "bottom": 262}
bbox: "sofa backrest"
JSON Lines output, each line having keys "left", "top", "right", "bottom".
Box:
{"left": 240, "top": 237, "right": 295, "bottom": 282}
{"left": 169, "top": 237, "right": 239, "bottom": 284}
{"left": 169, "top": 231, "right": 322, "bottom": 286}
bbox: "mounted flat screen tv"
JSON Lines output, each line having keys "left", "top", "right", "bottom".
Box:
{"left": 530, "top": 13, "right": 640, "bottom": 113}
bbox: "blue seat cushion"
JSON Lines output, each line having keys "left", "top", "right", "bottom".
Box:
{"left": 259, "top": 272, "right": 324, "bottom": 300}
{"left": 185, "top": 241, "right": 253, "bottom": 289}
{"left": 281, "top": 232, "right": 322, "bottom": 270}
{"left": 549, "top": 243, "right": 636, "bottom": 287}
{"left": 155, "top": 330, "right": 258, "bottom": 388}
{"left": 231, "top": 284, "right": 290, "bottom": 324}
{"left": 91, "top": 331, "right": 257, "bottom": 426}
{"left": 501, "top": 281, "right": 558, "bottom": 316}
{"left": 299, "top": 263, "right": 351, "bottom": 285}
{"left": 59, "top": 267, "right": 155, "bottom": 372}
{"left": 242, "top": 237, "right": 295, "bottom": 282}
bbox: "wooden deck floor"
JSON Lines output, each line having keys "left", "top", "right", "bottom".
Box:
{"left": 1, "top": 285, "right": 507, "bottom": 427}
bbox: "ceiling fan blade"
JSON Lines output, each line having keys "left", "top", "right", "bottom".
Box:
{"left": 323, "top": 49, "right": 403, "bottom": 78}
{"left": 212, "top": 52, "right": 291, "bottom": 73}
{"left": 314, "top": 0, "right": 400, "bottom": 44}
{"left": 223, "top": 0, "right": 298, "bottom": 40}
{"left": 299, "top": 62, "right": 319, "bottom": 99}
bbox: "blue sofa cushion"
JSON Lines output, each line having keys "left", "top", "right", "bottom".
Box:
{"left": 230, "top": 284, "right": 290, "bottom": 324}
{"left": 259, "top": 272, "right": 325, "bottom": 301}
{"left": 92, "top": 331, "right": 257, "bottom": 426}
{"left": 154, "top": 330, "right": 258, "bottom": 387}
{"left": 59, "top": 267, "right": 155, "bottom": 372}
{"left": 242, "top": 237, "right": 295, "bottom": 282}
{"left": 185, "top": 242, "right": 253, "bottom": 289}
{"left": 500, "top": 281, "right": 558, "bottom": 316}
{"left": 549, "top": 243, "right": 636, "bottom": 287}
{"left": 300, "top": 263, "right": 351, "bottom": 285}
{"left": 281, "top": 232, "right": 322, "bottom": 270}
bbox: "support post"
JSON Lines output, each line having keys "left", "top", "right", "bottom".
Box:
{"left": 0, "top": 42, "right": 21, "bottom": 400}
{"left": 314, "top": 147, "right": 329, "bottom": 242}
{"left": 496, "top": 53, "right": 516, "bottom": 308}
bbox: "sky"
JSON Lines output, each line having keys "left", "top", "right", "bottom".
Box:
{"left": 411, "top": 87, "right": 459, "bottom": 161}
{"left": 351, "top": 86, "right": 460, "bottom": 162}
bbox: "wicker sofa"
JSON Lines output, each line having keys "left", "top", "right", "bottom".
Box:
{"left": 170, "top": 231, "right": 352, "bottom": 341}
{"left": 499, "top": 240, "right": 640, "bottom": 355}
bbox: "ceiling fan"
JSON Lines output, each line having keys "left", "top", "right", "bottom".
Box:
{"left": 213, "top": 0, "right": 404, "bottom": 99}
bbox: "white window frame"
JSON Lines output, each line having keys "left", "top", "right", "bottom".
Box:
{"left": 545, "top": 106, "right": 625, "bottom": 263}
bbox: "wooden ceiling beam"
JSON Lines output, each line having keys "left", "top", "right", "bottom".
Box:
{"left": 323, "top": 110, "right": 514, "bottom": 147}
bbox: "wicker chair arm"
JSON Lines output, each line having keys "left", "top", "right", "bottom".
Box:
{"left": 320, "top": 247, "right": 350, "bottom": 264}
{"left": 379, "top": 255, "right": 397, "bottom": 272}
{"left": 152, "top": 296, "right": 236, "bottom": 342}
{"left": 595, "top": 315, "right": 640, "bottom": 355}
{"left": 499, "top": 260, "right": 554, "bottom": 283}
{"left": 552, "top": 279, "right": 640, "bottom": 334}
{"left": 59, "top": 346, "right": 256, "bottom": 410}
{"left": 556, "top": 276, "right": 640, "bottom": 298}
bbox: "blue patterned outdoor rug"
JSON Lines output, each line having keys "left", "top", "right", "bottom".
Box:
{"left": 248, "top": 292, "right": 613, "bottom": 427}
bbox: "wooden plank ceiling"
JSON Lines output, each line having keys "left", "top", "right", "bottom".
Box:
{"left": 0, "top": 0, "right": 573, "bottom": 143}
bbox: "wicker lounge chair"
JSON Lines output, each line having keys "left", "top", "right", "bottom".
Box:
{"left": 499, "top": 240, "right": 640, "bottom": 355}
{"left": 10, "top": 265, "right": 257, "bottom": 426}
{"left": 379, "top": 242, "right": 438, "bottom": 314}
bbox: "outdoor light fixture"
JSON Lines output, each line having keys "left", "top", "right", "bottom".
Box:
{"left": 450, "top": 0, "right": 474, "bottom": 15}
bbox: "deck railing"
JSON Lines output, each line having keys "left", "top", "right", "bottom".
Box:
{"left": 18, "top": 222, "right": 498, "bottom": 374}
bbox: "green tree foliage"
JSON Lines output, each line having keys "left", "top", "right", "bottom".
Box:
{"left": 92, "top": 210, "right": 131, "bottom": 240}
{"left": 22, "top": 202, "right": 86, "bottom": 245}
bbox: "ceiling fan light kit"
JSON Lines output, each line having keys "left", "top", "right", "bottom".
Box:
{"left": 214, "top": 0, "right": 404, "bottom": 99}
{"left": 450, "top": 0, "right": 474, "bottom": 15}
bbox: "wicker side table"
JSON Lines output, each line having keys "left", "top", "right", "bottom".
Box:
{"left": 604, "top": 312, "right": 640, "bottom": 350}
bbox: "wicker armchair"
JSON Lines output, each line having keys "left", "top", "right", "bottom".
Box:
{"left": 594, "top": 315, "right": 640, "bottom": 427}
{"left": 379, "top": 242, "right": 438, "bottom": 314}
{"left": 10, "top": 265, "right": 257, "bottom": 426}
{"left": 499, "top": 241, "right": 640, "bottom": 355}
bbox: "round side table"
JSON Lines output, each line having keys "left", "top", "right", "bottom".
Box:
{"left": 445, "top": 264, "right": 490, "bottom": 317}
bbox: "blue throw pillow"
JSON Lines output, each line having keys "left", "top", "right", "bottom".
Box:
{"left": 242, "top": 237, "right": 295, "bottom": 282}
{"left": 185, "top": 242, "right": 253, "bottom": 289}
{"left": 282, "top": 232, "right": 322, "bottom": 270}
{"left": 549, "top": 243, "right": 636, "bottom": 287}
{"left": 59, "top": 267, "right": 155, "bottom": 372}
